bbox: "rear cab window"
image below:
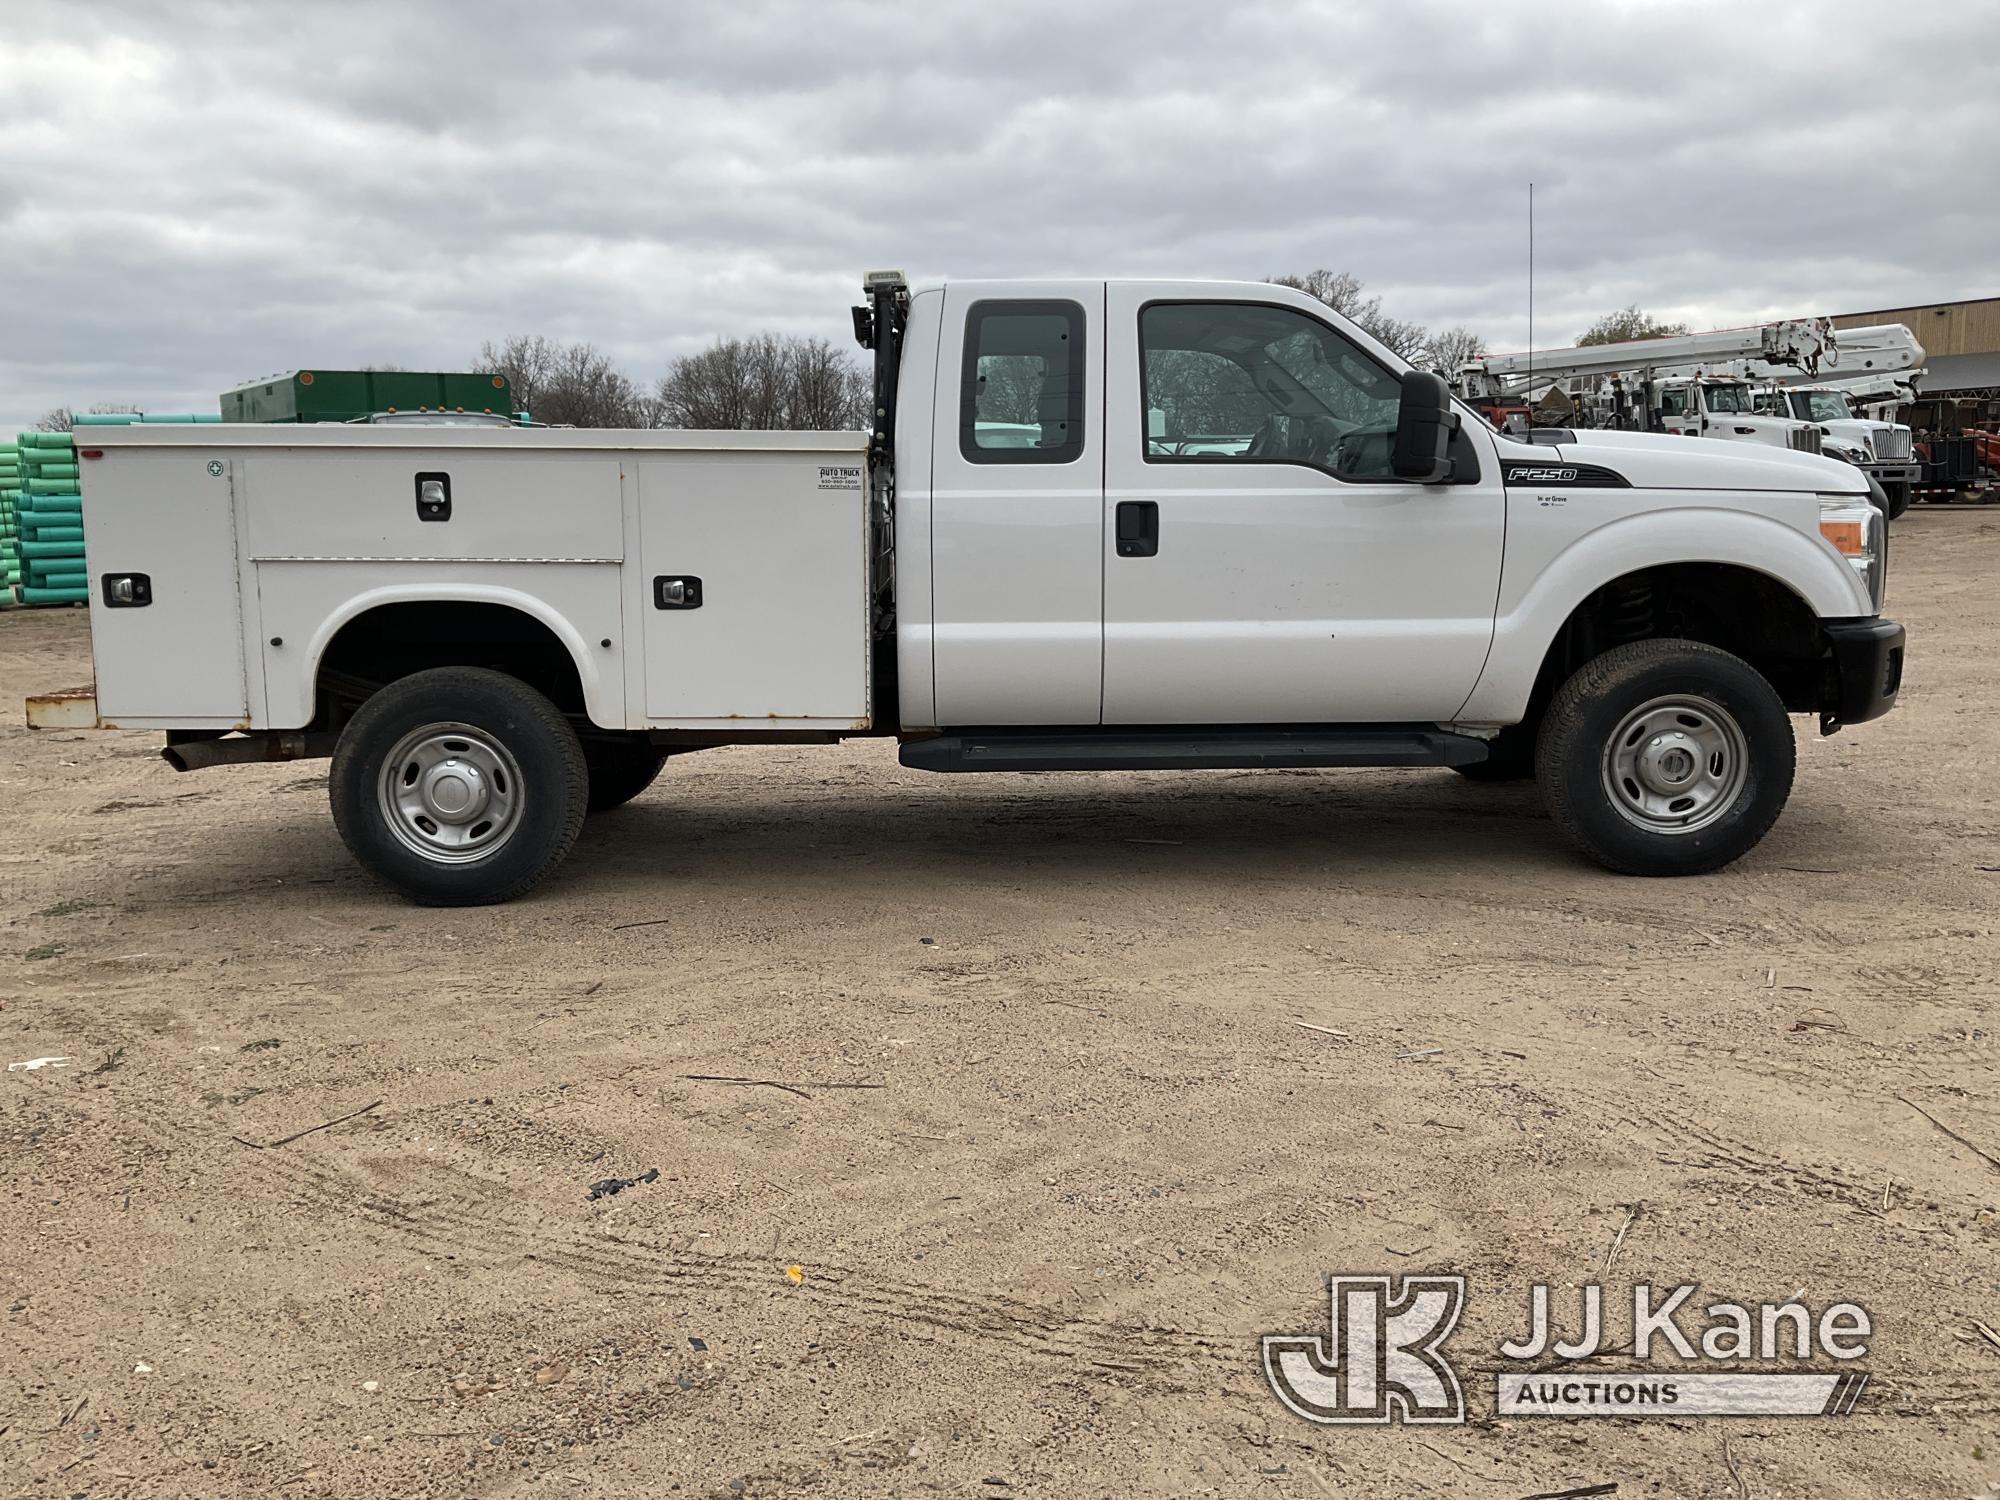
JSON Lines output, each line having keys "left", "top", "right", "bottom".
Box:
{"left": 960, "top": 300, "right": 1086, "bottom": 464}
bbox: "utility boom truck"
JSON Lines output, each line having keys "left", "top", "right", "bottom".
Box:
{"left": 1458, "top": 318, "right": 1838, "bottom": 434}
{"left": 29, "top": 275, "right": 1904, "bottom": 904}
{"left": 1457, "top": 318, "right": 1925, "bottom": 512}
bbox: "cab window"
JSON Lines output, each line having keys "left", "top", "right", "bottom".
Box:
{"left": 1139, "top": 302, "right": 1402, "bottom": 479}
{"left": 960, "top": 300, "right": 1085, "bottom": 464}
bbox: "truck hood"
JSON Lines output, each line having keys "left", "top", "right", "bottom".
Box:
{"left": 1497, "top": 427, "right": 1868, "bottom": 494}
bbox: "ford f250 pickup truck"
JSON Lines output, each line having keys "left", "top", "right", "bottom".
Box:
{"left": 28, "top": 274, "right": 1905, "bottom": 904}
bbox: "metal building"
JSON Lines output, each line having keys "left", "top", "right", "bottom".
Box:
{"left": 1831, "top": 296, "right": 2000, "bottom": 396}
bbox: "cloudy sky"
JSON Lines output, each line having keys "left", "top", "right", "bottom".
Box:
{"left": 1, "top": 0, "right": 1994, "bottom": 429}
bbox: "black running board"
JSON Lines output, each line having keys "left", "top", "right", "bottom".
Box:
{"left": 899, "top": 726, "right": 1489, "bottom": 773}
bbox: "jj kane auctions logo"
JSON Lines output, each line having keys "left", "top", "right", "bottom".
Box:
{"left": 1263, "top": 1276, "right": 1871, "bottom": 1424}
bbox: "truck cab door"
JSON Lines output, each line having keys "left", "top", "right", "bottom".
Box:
{"left": 927, "top": 282, "right": 1105, "bottom": 725}
{"left": 1658, "top": 385, "right": 1700, "bottom": 437}
{"left": 1099, "top": 285, "right": 1504, "bottom": 724}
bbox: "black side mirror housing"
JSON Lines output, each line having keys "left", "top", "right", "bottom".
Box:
{"left": 1392, "top": 370, "right": 1459, "bottom": 483}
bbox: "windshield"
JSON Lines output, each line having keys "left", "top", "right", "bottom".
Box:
{"left": 1791, "top": 391, "right": 1854, "bottom": 422}
{"left": 1703, "top": 383, "right": 1756, "bottom": 415}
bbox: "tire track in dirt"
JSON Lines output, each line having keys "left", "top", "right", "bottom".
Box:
{"left": 84, "top": 1097, "right": 1262, "bottom": 1400}
{"left": 79, "top": 1094, "right": 2000, "bottom": 1427}
{"left": 1562, "top": 1084, "right": 1995, "bottom": 1218}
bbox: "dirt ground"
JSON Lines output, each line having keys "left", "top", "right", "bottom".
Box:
{"left": 1, "top": 511, "right": 1996, "bottom": 1500}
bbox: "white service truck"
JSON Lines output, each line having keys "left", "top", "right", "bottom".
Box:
{"left": 1646, "top": 374, "right": 1835, "bottom": 455}
{"left": 30, "top": 275, "right": 1905, "bottom": 904}
{"left": 1750, "top": 382, "right": 1920, "bottom": 515}
{"left": 1458, "top": 318, "right": 1927, "bottom": 513}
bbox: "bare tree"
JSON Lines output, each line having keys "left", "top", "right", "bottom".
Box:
{"left": 36, "top": 401, "right": 141, "bottom": 432}
{"left": 654, "top": 336, "right": 757, "bottom": 428}
{"left": 656, "top": 334, "right": 870, "bottom": 430}
{"left": 545, "top": 340, "right": 649, "bottom": 427}
{"left": 787, "top": 337, "right": 872, "bottom": 429}
{"left": 473, "top": 331, "right": 869, "bottom": 431}
{"left": 1422, "top": 325, "right": 1488, "bottom": 374}
{"left": 1267, "top": 270, "right": 1429, "bottom": 361}
{"left": 1575, "top": 305, "right": 1692, "bottom": 346}
{"left": 475, "top": 336, "right": 648, "bottom": 426}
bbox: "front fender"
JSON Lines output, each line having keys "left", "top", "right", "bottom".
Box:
{"left": 1457, "top": 502, "right": 1867, "bottom": 723}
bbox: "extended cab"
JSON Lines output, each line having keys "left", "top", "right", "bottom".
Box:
{"left": 31, "top": 275, "right": 1905, "bottom": 903}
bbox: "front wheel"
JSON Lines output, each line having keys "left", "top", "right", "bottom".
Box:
{"left": 1536, "top": 639, "right": 1795, "bottom": 876}
{"left": 330, "top": 667, "right": 588, "bottom": 905}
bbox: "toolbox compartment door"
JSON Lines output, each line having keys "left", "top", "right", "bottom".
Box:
{"left": 83, "top": 447, "right": 248, "bottom": 725}
{"left": 636, "top": 450, "right": 869, "bottom": 726}
{"left": 241, "top": 450, "right": 623, "bottom": 562}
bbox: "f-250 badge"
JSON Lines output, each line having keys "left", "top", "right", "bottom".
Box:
{"left": 1502, "top": 462, "right": 1627, "bottom": 488}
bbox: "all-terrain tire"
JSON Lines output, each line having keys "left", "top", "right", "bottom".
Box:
{"left": 585, "top": 738, "right": 670, "bottom": 813}
{"left": 1536, "top": 639, "right": 1794, "bottom": 876}
{"left": 330, "top": 667, "right": 589, "bottom": 906}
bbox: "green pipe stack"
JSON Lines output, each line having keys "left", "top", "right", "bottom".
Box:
{"left": 7, "top": 413, "right": 220, "bottom": 606}
{"left": 0, "top": 439, "right": 19, "bottom": 600}
{"left": 11, "top": 430, "right": 83, "bottom": 605}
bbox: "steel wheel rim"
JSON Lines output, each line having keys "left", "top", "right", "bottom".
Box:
{"left": 1601, "top": 694, "right": 1749, "bottom": 835}
{"left": 377, "top": 722, "right": 524, "bottom": 864}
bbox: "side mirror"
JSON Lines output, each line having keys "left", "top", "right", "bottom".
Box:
{"left": 1392, "top": 370, "right": 1458, "bottom": 482}
{"left": 1147, "top": 406, "right": 1167, "bottom": 440}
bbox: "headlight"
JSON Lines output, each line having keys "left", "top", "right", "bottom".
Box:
{"left": 1819, "top": 493, "right": 1885, "bottom": 611}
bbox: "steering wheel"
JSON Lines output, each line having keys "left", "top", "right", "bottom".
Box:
{"left": 1245, "top": 415, "right": 1286, "bottom": 459}
{"left": 1298, "top": 416, "right": 1340, "bottom": 466}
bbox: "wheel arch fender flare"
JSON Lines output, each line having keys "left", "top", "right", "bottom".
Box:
{"left": 293, "top": 582, "right": 620, "bottom": 729}
{"left": 1459, "top": 506, "right": 1862, "bottom": 723}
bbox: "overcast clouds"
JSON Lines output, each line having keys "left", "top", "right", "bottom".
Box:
{"left": 1, "top": 0, "right": 1994, "bottom": 428}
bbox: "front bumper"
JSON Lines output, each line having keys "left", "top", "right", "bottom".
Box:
{"left": 1818, "top": 618, "right": 1905, "bottom": 735}
{"left": 1861, "top": 461, "right": 1920, "bottom": 487}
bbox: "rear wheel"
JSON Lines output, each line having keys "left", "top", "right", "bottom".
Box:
{"left": 584, "top": 738, "right": 670, "bottom": 812}
{"left": 330, "top": 667, "right": 588, "bottom": 905}
{"left": 1536, "top": 639, "right": 1794, "bottom": 876}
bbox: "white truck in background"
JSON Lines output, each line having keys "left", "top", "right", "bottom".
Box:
{"left": 30, "top": 274, "right": 1903, "bottom": 904}
{"left": 1458, "top": 318, "right": 1925, "bottom": 513}
{"left": 1750, "top": 383, "right": 1920, "bottom": 515}
{"left": 1646, "top": 373, "right": 1836, "bottom": 455}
